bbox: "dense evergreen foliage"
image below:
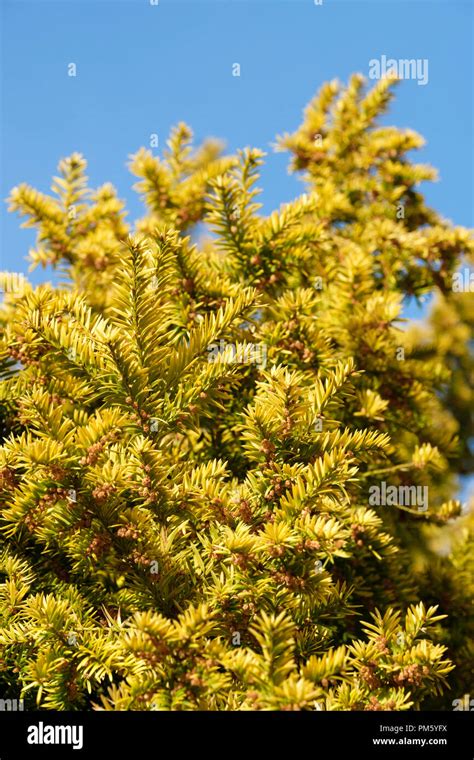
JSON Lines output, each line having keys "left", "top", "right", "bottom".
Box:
{"left": 0, "top": 75, "right": 472, "bottom": 711}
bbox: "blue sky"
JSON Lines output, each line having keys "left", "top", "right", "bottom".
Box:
{"left": 1, "top": 0, "right": 472, "bottom": 285}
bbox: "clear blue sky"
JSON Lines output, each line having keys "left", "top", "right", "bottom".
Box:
{"left": 1, "top": 0, "right": 472, "bottom": 284}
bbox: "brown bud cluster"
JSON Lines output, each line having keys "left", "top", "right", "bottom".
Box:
{"left": 267, "top": 545, "right": 286, "bottom": 557}
{"left": 182, "top": 277, "right": 194, "bottom": 293}
{"left": 376, "top": 636, "right": 389, "bottom": 654}
{"left": 272, "top": 571, "right": 306, "bottom": 591}
{"left": 359, "top": 663, "right": 381, "bottom": 689}
{"left": 8, "top": 337, "right": 47, "bottom": 367}
{"left": 137, "top": 468, "right": 158, "bottom": 504}
{"left": 92, "top": 483, "right": 117, "bottom": 503}
{"left": 47, "top": 465, "right": 68, "bottom": 481}
{"left": 287, "top": 340, "right": 314, "bottom": 362}
{"left": 127, "top": 404, "right": 157, "bottom": 434}
{"left": 0, "top": 467, "right": 17, "bottom": 490}
{"left": 86, "top": 533, "right": 111, "bottom": 558}
{"left": 232, "top": 553, "right": 250, "bottom": 569}
{"left": 366, "top": 696, "right": 396, "bottom": 711}
{"left": 66, "top": 679, "right": 79, "bottom": 701}
{"left": 295, "top": 539, "right": 321, "bottom": 552}
{"left": 131, "top": 550, "right": 151, "bottom": 567}
{"left": 140, "top": 651, "right": 161, "bottom": 666}
{"left": 264, "top": 476, "right": 292, "bottom": 502}
{"left": 24, "top": 486, "right": 74, "bottom": 533}
{"left": 351, "top": 523, "right": 366, "bottom": 547}
{"left": 281, "top": 408, "right": 293, "bottom": 435}
{"left": 79, "top": 429, "right": 120, "bottom": 466}
{"left": 277, "top": 337, "right": 314, "bottom": 364}
{"left": 24, "top": 506, "right": 45, "bottom": 533}
{"left": 210, "top": 497, "right": 229, "bottom": 522}
{"left": 236, "top": 499, "right": 252, "bottom": 522}
{"left": 184, "top": 672, "right": 204, "bottom": 688}
{"left": 117, "top": 524, "right": 140, "bottom": 540}
{"left": 393, "top": 663, "right": 429, "bottom": 687}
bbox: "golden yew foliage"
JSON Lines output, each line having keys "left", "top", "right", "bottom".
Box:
{"left": 0, "top": 75, "right": 472, "bottom": 710}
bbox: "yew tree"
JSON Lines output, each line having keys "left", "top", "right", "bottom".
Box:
{"left": 0, "top": 75, "right": 472, "bottom": 711}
